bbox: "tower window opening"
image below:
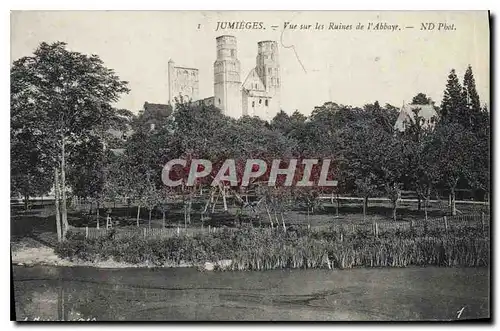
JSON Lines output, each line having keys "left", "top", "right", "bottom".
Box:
{"left": 231, "top": 49, "right": 235, "bottom": 57}
{"left": 265, "top": 100, "right": 268, "bottom": 106}
{"left": 259, "top": 99, "right": 262, "bottom": 104}
{"left": 218, "top": 98, "right": 221, "bottom": 105}
{"left": 252, "top": 101, "right": 255, "bottom": 107}
{"left": 268, "top": 68, "right": 272, "bottom": 74}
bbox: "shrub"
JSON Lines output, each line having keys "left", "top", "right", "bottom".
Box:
{"left": 55, "top": 225, "right": 489, "bottom": 270}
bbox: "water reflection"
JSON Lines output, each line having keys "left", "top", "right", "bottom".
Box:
{"left": 13, "top": 266, "right": 490, "bottom": 321}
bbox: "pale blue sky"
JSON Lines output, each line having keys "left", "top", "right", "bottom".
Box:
{"left": 11, "top": 11, "right": 490, "bottom": 115}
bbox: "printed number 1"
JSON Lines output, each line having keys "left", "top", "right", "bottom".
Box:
{"left": 198, "top": 24, "right": 201, "bottom": 29}
{"left": 457, "top": 306, "right": 465, "bottom": 319}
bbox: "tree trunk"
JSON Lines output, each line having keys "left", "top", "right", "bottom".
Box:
{"left": 417, "top": 196, "right": 421, "bottom": 211}
{"left": 184, "top": 203, "right": 187, "bottom": 228}
{"left": 450, "top": 188, "right": 457, "bottom": 216}
{"left": 211, "top": 190, "right": 220, "bottom": 213}
{"left": 266, "top": 205, "right": 273, "bottom": 228}
{"left": 204, "top": 192, "right": 212, "bottom": 213}
{"left": 307, "top": 207, "right": 310, "bottom": 225}
{"left": 424, "top": 199, "right": 428, "bottom": 221}
{"left": 136, "top": 205, "right": 141, "bottom": 227}
{"left": 363, "top": 197, "right": 368, "bottom": 221}
{"left": 162, "top": 211, "right": 166, "bottom": 228}
{"left": 127, "top": 198, "right": 131, "bottom": 219}
{"left": 54, "top": 168, "right": 62, "bottom": 243}
{"left": 187, "top": 197, "right": 192, "bottom": 224}
{"left": 336, "top": 192, "right": 340, "bottom": 217}
{"left": 281, "top": 212, "right": 286, "bottom": 232}
{"left": 222, "top": 186, "right": 228, "bottom": 211}
{"left": 424, "top": 188, "right": 430, "bottom": 221}
{"left": 392, "top": 200, "right": 397, "bottom": 221}
{"left": 96, "top": 202, "right": 100, "bottom": 229}
{"left": 148, "top": 209, "right": 152, "bottom": 228}
{"left": 331, "top": 191, "right": 334, "bottom": 204}
{"left": 60, "top": 134, "right": 68, "bottom": 238}
{"left": 23, "top": 195, "right": 29, "bottom": 211}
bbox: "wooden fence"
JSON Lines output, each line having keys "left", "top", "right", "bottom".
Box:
{"left": 69, "top": 224, "right": 231, "bottom": 240}
{"left": 69, "top": 213, "right": 490, "bottom": 240}
{"left": 329, "top": 213, "right": 490, "bottom": 237}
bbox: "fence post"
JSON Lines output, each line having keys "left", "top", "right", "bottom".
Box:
{"left": 177, "top": 226, "right": 180, "bottom": 236}
{"left": 375, "top": 222, "right": 379, "bottom": 238}
{"left": 481, "top": 212, "right": 485, "bottom": 232}
{"left": 208, "top": 225, "right": 211, "bottom": 234}
{"left": 443, "top": 216, "right": 448, "bottom": 232}
{"left": 85, "top": 226, "right": 88, "bottom": 239}
{"left": 143, "top": 228, "right": 146, "bottom": 238}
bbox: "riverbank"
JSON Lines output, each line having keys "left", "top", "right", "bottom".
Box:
{"left": 11, "top": 237, "right": 229, "bottom": 270}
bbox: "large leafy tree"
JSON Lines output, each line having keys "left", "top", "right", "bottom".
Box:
{"left": 400, "top": 107, "right": 440, "bottom": 219}
{"left": 411, "top": 93, "right": 432, "bottom": 105}
{"left": 431, "top": 121, "right": 477, "bottom": 215}
{"left": 10, "top": 124, "right": 54, "bottom": 209}
{"left": 11, "top": 41, "right": 130, "bottom": 240}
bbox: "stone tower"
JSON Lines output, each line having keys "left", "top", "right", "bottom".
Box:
{"left": 168, "top": 59, "right": 175, "bottom": 105}
{"left": 256, "top": 40, "right": 281, "bottom": 117}
{"left": 214, "top": 35, "right": 242, "bottom": 118}
{"left": 168, "top": 59, "right": 199, "bottom": 108}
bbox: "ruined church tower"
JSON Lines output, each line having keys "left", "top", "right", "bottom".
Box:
{"left": 256, "top": 41, "right": 281, "bottom": 116}
{"left": 214, "top": 35, "right": 242, "bottom": 118}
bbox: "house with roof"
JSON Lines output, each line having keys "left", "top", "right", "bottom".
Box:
{"left": 394, "top": 103, "right": 439, "bottom": 132}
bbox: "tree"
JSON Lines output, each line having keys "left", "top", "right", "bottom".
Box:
{"left": 10, "top": 60, "right": 55, "bottom": 209}
{"left": 11, "top": 41, "right": 129, "bottom": 241}
{"left": 270, "top": 110, "right": 292, "bottom": 134}
{"left": 411, "top": 93, "right": 432, "bottom": 105}
{"left": 462, "top": 65, "right": 483, "bottom": 131}
{"left": 338, "top": 121, "right": 382, "bottom": 220}
{"left": 440, "top": 69, "right": 465, "bottom": 122}
{"left": 400, "top": 107, "right": 439, "bottom": 219}
{"left": 379, "top": 134, "right": 405, "bottom": 221}
{"left": 140, "top": 178, "right": 160, "bottom": 229}
{"left": 431, "top": 122, "right": 476, "bottom": 215}
{"left": 66, "top": 136, "right": 106, "bottom": 207}
{"left": 10, "top": 129, "right": 53, "bottom": 209}
{"left": 462, "top": 65, "right": 481, "bottom": 113}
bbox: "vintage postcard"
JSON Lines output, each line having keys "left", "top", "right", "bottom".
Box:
{"left": 10, "top": 11, "right": 490, "bottom": 321}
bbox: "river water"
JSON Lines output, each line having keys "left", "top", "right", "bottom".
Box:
{"left": 12, "top": 265, "right": 489, "bottom": 321}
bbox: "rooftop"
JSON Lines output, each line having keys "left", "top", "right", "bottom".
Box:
{"left": 394, "top": 104, "right": 438, "bottom": 132}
